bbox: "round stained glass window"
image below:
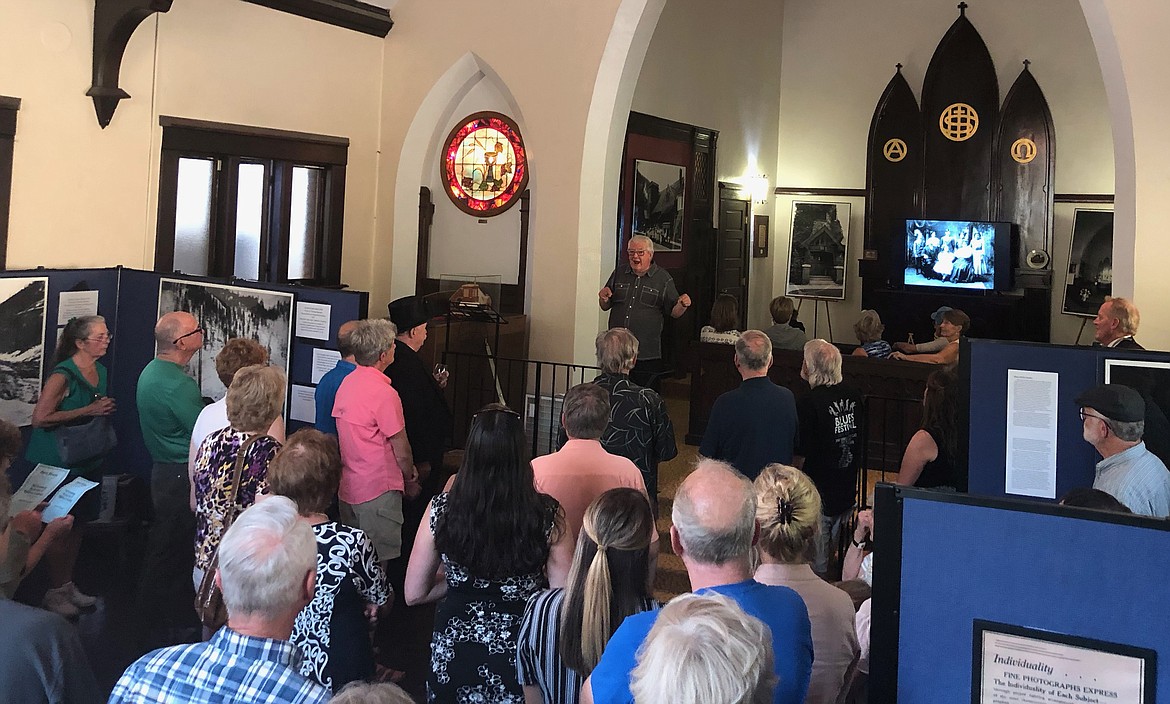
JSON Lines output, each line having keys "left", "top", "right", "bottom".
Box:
{"left": 442, "top": 112, "right": 529, "bottom": 217}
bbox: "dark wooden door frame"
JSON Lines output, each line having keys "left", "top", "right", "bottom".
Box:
{"left": 717, "top": 182, "right": 751, "bottom": 329}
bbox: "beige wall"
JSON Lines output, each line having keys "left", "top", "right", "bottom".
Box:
{"left": 0, "top": 0, "right": 384, "bottom": 290}
{"left": 774, "top": 0, "right": 1113, "bottom": 345}
{"left": 631, "top": 0, "right": 785, "bottom": 329}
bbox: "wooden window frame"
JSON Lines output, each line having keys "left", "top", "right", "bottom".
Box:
{"left": 155, "top": 117, "right": 348, "bottom": 285}
{"left": 0, "top": 96, "right": 19, "bottom": 270}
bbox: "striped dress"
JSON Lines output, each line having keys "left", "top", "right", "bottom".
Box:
{"left": 516, "top": 588, "right": 658, "bottom": 704}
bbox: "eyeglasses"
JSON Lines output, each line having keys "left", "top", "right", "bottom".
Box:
{"left": 172, "top": 327, "right": 204, "bottom": 344}
{"left": 473, "top": 407, "right": 521, "bottom": 420}
{"left": 1079, "top": 409, "right": 1109, "bottom": 423}
{"left": 627, "top": 249, "right": 650, "bottom": 257}
{"left": 84, "top": 334, "right": 113, "bottom": 343}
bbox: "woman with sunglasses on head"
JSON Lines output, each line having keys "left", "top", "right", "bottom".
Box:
{"left": 516, "top": 487, "right": 658, "bottom": 704}
{"left": 25, "top": 315, "right": 116, "bottom": 616}
{"left": 405, "top": 404, "right": 566, "bottom": 703}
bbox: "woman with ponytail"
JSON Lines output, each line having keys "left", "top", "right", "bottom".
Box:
{"left": 753, "top": 464, "right": 859, "bottom": 704}
{"left": 516, "top": 487, "right": 658, "bottom": 704}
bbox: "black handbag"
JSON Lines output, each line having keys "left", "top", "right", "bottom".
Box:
{"left": 52, "top": 367, "right": 116, "bottom": 465}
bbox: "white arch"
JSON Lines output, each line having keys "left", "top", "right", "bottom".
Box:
{"left": 1078, "top": 0, "right": 1135, "bottom": 299}
{"left": 571, "top": 0, "right": 668, "bottom": 364}
{"left": 389, "top": 52, "right": 528, "bottom": 301}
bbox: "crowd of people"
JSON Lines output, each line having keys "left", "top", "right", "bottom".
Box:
{"left": 0, "top": 235, "right": 1164, "bottom": 704}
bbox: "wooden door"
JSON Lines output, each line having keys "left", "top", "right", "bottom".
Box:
{"left": 716, "top": 186, "right": 750, "bottom": 328}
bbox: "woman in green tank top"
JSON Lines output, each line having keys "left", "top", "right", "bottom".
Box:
{"left": 24, "top": 315, "right": 116, "bottom": 616}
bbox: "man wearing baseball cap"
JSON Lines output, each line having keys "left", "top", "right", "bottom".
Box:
{"left": 894, "top": 306, "right": 952, "bottom": 355}
{"left": 1077, "top": 383, "right": 1170, "bottom": 517}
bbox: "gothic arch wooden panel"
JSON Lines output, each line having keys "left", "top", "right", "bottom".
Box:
{"left": 995, "top": 62, "right": 1055, "bottom": 259}
{"left": 865, "top": 66, "right": 923, "bottom": 288}
{"left": 921, "top": 5, "right": 999, "bottom": 220}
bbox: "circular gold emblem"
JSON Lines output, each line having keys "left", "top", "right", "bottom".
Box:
{"left": 1010, "top": 137, "right": 1037, "bottom": 164}
{"left": 883, "top": 138, "right": 908, "bottom": 162}
{"left": 939, "top": 103, "right": 979, "bottom": 141}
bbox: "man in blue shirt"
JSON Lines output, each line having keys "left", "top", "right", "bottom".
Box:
{"left": 314, "top": 319, "right": 358, "bottom": 435}
{"left": 110, "top": 497, "right": 328, "bottom": 704}
{"left": 700, "top": 330, "right": 799, "bottom": 479}
{"left": 584, "top": 459, "right": 813, "bottom": 704}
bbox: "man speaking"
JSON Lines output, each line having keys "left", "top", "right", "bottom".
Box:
{"left": 599, "top": 234, "right": 691, "bottom": 388}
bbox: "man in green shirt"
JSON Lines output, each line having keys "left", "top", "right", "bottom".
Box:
{"left": 136, "top": 311, "right": 205, "bottom": 638}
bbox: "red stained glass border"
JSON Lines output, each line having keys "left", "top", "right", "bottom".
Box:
{"left": 442, "top": 112, "right": 529, "bottom": 217}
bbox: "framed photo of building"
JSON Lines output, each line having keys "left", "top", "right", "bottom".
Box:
{"left": 785, "top": 201, "right": 850, "bottom": 300}
{"left": 158, "top": 278, "right": 294, "bottom": 401}
{"left": 632, "top": 159, "right": 686, "bottom": 253}
{"left": 1062, "top": 209, "right": 1114, "bottom": 317}
{"left": 0, "top": 276, "right": 48, "bottom": 426}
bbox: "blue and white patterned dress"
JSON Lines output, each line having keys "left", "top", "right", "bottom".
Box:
{"left": 291, "top": 521, "right": 390, "bottom": 692}
{"left": 427, "top": 492, "right": 554, "bottom": 703}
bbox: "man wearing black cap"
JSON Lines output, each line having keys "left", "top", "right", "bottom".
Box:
{"left": 1077, "top": 383, "right": 1170, "bottom": 518}
{"left": 383, "top": 295, "right": 451, "bottom": 695}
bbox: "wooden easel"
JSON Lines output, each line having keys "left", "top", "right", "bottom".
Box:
{"left": 796, "top": 298, "right": 834, "bottom": 342}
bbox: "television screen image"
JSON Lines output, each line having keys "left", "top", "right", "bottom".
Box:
{"left": 904, "top": 219, "right": 1001, "bottom": 290}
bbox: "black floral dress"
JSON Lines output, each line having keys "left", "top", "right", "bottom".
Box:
{"left": 427, "top": 493, "right": 553, "bottom": 703}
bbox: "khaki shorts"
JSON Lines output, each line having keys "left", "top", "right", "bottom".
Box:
{"left": 340, "top": 490, "right": 404, "bottom": 561}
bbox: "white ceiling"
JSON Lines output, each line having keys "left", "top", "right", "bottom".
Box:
{"left": 361, "top": 0, "right": 396, "bottom": 9}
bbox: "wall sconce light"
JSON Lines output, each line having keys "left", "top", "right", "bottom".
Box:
{"left": 750, "top": 174, "right": 770, "bottom": 204}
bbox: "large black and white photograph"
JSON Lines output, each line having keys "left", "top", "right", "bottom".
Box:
{"left": 633, "top": 159, "right": 685, "bottom": 252}
{"left": 0, "top": 277, "right": 48, "bottom": 427}
{"left": 158, "top": 278, "right": 294, "bottom": 401}
{"left": 1105, "top": 359, "right": 1170, "bottom": 469}
{"left": 1063, "top": 209, "right": 1114, "bottom": 317}
{"left": 786, "top": 201, "right": 850, "bottom": 300}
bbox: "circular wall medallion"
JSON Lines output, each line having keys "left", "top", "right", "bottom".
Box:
{"left": 1011, "top": 137, "right": 1038, "bottom": 164}
{"left": 442, "top": 111, "right": 529, "bottom": 217}
{"left": 1025, "top": 249, "right": 1050, "bottom": 270}
{"left": 883, "top": 138, "right": 908, "bottom": 162}
{"left": 939, "top": 103, "right": 979, "bottom": 142}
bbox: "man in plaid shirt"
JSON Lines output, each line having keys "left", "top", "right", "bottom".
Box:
{"left": 109, "top": 497, "right": 328, "bottom": 703}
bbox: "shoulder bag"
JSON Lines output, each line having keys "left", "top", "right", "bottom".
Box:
{"left": 52, "top": 366, "right": 117, "bottom": 466}
{"left": 194, "top": 433, "right": 269, "bottom": 631}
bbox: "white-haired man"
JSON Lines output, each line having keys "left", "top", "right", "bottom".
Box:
{"left": 599, "top": 234, "right": 692, "bottom": 389}
{"left": 1092, "top": 297, "right": 1143, "bottom": 349}
{"left": 794, "top": 339, "right": 863, "bottom": 578}
{"left": 583, "top": 460, "right": 812, "bottom": 704}
{"left": 110, "top": 497, "right": 328, "bottom": 703}
{"left": 699, "top": 331, "right": 798, "bottom": 480}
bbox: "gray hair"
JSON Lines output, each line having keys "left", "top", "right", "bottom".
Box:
{"left": 1105, "top": 297, "right": 1140, "bottom": 336}
{"left": 218, "top": 496, "right": 316, "bottom": 620}
{"left": 329, "top": 682, "right": 415, "bottom": 704}
{"left": 349, "top": 319, "right": 398, "bottom": 366}
{"left": 672, "top": 460, "right": 756, "bottom": 565}
{"left": 1105, "top": 417, "right": 1145, "bottom": 442}
{"left": 853, "top": 309, "right": 885, "bottom": 345}
{"left": 596, "top": 328, "right": 639, "bottom": 374}
{"left": 734, "top": 330, "right": 772, "bottom": 372}
{"left": 631, "top": 593, "right": 776, "bottom": 704}
{"left": 803, "top": 339, "right": 842, "bottom": 388}
{"left": 628, "top": 234, "right": 655, "bottom": 254}
{"left": 562, "top": 383, "right": 610, "bottom": 440}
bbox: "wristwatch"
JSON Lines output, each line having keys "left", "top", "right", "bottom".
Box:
{"left": 852, "top": 537, "right": 867, "bottom": 548}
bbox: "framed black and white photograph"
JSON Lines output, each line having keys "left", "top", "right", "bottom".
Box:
{"left": 633, "top": 159, "right": 686, "bottom": 253}
{"left": 158, "top": 278, "right": 294, "bottom": 401}
{"left": 786, "top": 201, "right": 851, "bottom": 300}
{"left": 1105, "top": 358, "right": 1170, "bottom": 468}
{"left": 1063, "top": 209, "right": 1114, "bottom": 317}
{"left": 0, "top": 277, "right": 48, "bottom": 427}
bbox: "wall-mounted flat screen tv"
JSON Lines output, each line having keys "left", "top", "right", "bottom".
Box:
{"left": 902, "top": 219, "right": 1014, "bottom": 292}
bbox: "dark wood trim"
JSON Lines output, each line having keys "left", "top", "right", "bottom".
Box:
{"left": 240, "top": 0, "right": 392, "bottom": 37}
{"left": 153, "top": 149, "right": 181, "bottom": 273}
{"left": 515, "top": 190, "right": 531, "bottom": 311}
{"left": 88, "top": 0, "right": 173, "bottom": 128}
{"left": 774, "top": 186, "right": 867, "bottom": 198}
{"left": 628, "top": 111, "right": 696, "bottom": 144}
{"left": 416, "top": 187, "right": 434, "bottom": 293}
{"left": 160, "top": 117, "right": 349, "bottom": 165}
{"left": 1054, "top": 193, "right": 1114, "bottom": 204}
{"left": 0, "top": 99, "right": 14, "bottom": 270}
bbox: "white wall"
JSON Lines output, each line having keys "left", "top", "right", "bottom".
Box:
{"left": 631, "top": 0, "right": 786, "bottom": 327}
{"left": 0, "top": 0, "right": 384, "bottom": 291}
{"left": 774, "top": 0, "right": 1113, "bottom": 344}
